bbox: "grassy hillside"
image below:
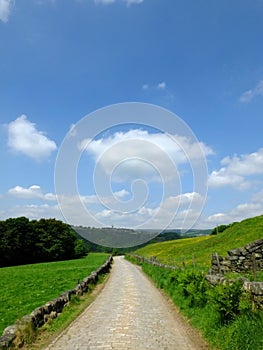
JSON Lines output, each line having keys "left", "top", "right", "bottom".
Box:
{"left": 134, "top": 215, "right": 263, "bottom": 269}
{"left": 0, "top": 253, "right": 109, "bottom": 335}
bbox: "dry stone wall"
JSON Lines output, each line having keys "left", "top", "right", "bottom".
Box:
{"left": 130, "top": 239, "right": 263, "bottom": 309}
{"left": 210, "top": 239, "right": 263, "bottom": 275}
{"left": 208, "top": 239, "right": 263, "bottom": 309}
{"left": 129, "top": 254, "right": 177, "bottom": 270}
{"left": 205, "top": 274, "right": 263, "bottom": 309}
{"left": 0, "top": 255, "right": 113, "bottom": 350}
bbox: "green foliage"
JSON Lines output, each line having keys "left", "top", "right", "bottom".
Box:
{"left": 210, "top": 223, "right": 235, "bottom": 235}
{"left": 134, "top": 259, "right": 263, "bottom": 350}
{"left": 177, "top": 270, "right": 209, "bottom": 307}
{"left": 218, "top": 313, "right": 263, "bottom": 350}
{"left": 0, "top": 253, "right": 109, "bottom": 334}
{"left": 130, "top": 213, "right": 263, "bottom": 349}
{"left": 74, "top": 239, "right": 88, "bottom": 258}
{"left": 0, "top": 217, "right": 87, "bottom": 267}
{"left": 207, "top": 280, "right": 244, "bottom": 324}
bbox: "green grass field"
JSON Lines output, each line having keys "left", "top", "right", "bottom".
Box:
{"left": 135, "top": 215, "right": 263, "bottom": 268}
{"left": 0, "top": 253, "right": 109, "bottom": 335}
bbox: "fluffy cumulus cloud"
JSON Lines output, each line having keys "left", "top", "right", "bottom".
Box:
{"left": 3, "top": 182, "right": 206, "bottom": 229}
{"left": 161, "top": 192, "right": 204, "bottom": 208}
{"left": 8, "top": 185, "right": 56, "bottom": 201}
{"left": 79, "top": 129, "right": 213, "bottom": 182}
{"left": 94, "top": 191, "right": 204, "bottom": 229}
{"left": 0, "top": 0, "right": 13, "bottom": 23}
{"left": 0, "top": 204, "right": 61, "bottom": 221}
{"left": 206, "top": 189, "right": 263, "bottom": 226}
{"left": 7, "top": 184, "right": 129, "bottom": 205}
{"left": 240, "top": 80, "right": 263, "bottom": 103}
{"left": 208, "top": 148, "right": 263, "bottom": 189}
{"left": 7, "top": 115, "right": 57, "bottom": 160}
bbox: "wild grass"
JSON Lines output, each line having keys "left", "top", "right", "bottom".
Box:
{"left": 135, "top": 215, "right": 263, "bottom": 268}
{"left": 0, "top": 253, "right": 109, "bottom": 335}
{"left": 129, "top": 215, "right": 263, "bottom": 349}
{"left": 137, "top": 261, "right": 263, "bottom": 350}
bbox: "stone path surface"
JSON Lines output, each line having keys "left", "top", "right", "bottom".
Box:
{"left": 46, "top": 256, "right": 206, "bottom": 350}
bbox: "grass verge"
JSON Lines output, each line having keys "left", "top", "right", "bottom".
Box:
{"left": 22, "top": 274, "right": 110, "bottom": 349}
{"left": 127, "top": 256, "right": 263, "bottom": 350}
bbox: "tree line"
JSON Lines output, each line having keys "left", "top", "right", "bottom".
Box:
{"left": 0, "top": 217, "right": 87, "bottom": 267}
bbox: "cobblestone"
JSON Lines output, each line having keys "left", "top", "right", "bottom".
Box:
{"left": 45, "top": 256, "right": 204, "bottom": 350}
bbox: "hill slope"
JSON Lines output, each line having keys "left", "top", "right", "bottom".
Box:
{"left": 134, "top": 215, "right": 263, "bottom": 268}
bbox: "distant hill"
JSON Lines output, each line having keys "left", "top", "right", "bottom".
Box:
{"left": 72, "top": 226, "right": 211, "bottom": 253}
{"left": 72, "top": 226, "right": 157, "bottom": 249}
{"left": 134, "top": 215, "right": 263, "bottom": 269}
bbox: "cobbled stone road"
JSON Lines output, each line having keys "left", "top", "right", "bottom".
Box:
{"left": 46, "top": 256, "right": 205, "bottom": 350}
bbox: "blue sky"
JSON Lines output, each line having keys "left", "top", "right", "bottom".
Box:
{"left": 1, "top": 0, "right": 263, "bottom": 230}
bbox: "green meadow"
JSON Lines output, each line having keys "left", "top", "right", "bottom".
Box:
{"left": 0, "top": 253, "right": 109, "bottom": 335}
{"left": 135, "top": 215, "right": 263, "bottom": 268}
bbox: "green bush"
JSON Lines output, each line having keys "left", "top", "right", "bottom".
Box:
{"left": 208, "top": 280, "right": 244, "bottom": 324}
{"left": 134, "top": 258, "right": 263, "bottom": 350}
{"left": 177, "top": 270, "right": 209, "bottom": 307}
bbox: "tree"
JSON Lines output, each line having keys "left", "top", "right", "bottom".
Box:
{"left": 0, "top": 217, "right": 88, "bottom": 267}
{"left": 74, "top": 239, "right": 88, "bottom": 258}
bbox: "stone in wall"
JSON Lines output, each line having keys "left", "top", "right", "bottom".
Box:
{"left": 210, "top": 239, "right": 263, "bottom": 275}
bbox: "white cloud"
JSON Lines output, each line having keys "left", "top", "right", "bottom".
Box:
{"left": 7, "top": 115, "right": 57, "bottom": 160}
{"left": 3, "top": 185, "right": 206, "bottom": 230}
{"left": 206, "top": 190, "right": 263, "bottom": 226}
{"left": 208, "top": 148, "right": 263, "bottom": 189}
{"left": 7, "top": 185, "right": 129, "bottom": 206}
{"left": 0, "top": 0, "right": 13, "bottom": 23}
{"left": 142, "top": 81, "right": 167, "bottom": 91}
{"left": 114, "top": 189, "right": 130, "bottom": 198}
{"left": 162, "top": 192, "right": 204, "bottom": 208}
{"left": 208, "top": 170, "right": 248, "bottom": 190}
{"left": 240, "top": 80, "right": 263, "bottom": 103}
{"left": 8, "top": 185, "right": 57, "bottom": 201}
{"left": 94, "top": 191, "right": 204, "bottom": 229}
{"left": 157, "top": 81, "right": 166, "bottom": 90}
{"left": 79, "top": 129, "right": 213, "bottom": 182}
{"left": 79, "top": 189, "right": 130, "bottom": 205}
{"left": 221, "top": 150, "right": 263, "bottom": 175}
{"left": 0, "top": 204, "right": 62, "bottom": 221}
